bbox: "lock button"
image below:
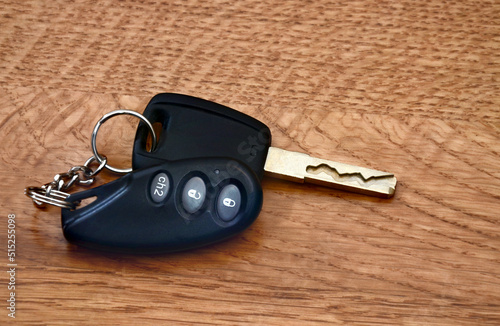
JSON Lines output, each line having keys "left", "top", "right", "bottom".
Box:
{"left": 181, "top": 176, "right": 206, "bottom": 214}
{"left": 217, "top": 184, "right": 241, "bottom": 222}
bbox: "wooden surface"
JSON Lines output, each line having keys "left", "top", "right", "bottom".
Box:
{"left": 1, "top": 0, "right": 499, "bottom": 324}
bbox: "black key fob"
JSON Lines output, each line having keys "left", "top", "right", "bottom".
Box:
{"left": 61, "top": 157, "right": 263, "bottom": 253}
{"left": 132, "top": 93, "right": 272, "bottom": 180}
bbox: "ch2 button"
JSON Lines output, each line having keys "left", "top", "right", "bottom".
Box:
{"left": 182, "top": 176, "right": 206, "bottom": 214}
{"left": 217, "top": 184, "right": 241, "bottom": 222}
{"left": 150, "top": 173, "right": 170, "bottom": 203}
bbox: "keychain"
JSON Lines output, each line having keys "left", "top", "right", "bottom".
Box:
{"left": 25, "top": 110, "right": 157, "bottom": 210}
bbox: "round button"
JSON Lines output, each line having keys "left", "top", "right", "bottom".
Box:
{"left": 150, "top": 172, "right": 170, "bottom": 203}
{"left": 217, "top": 184, "right": 241, "bottom": 222}
{"left": 181, "top": 177, "right": 206, "bottom": 214}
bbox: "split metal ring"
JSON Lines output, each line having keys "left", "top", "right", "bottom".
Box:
{"left": 91, "top": 109, "right": 157, "bottom": 174}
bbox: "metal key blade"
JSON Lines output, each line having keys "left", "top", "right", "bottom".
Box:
{"left": 263, "top": 147, "right": 397, "bottom": 198}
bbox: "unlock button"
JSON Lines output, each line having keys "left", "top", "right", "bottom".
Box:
{"left": 217, "top": 184, "right": 241, "bottom": 222}
{"left": 182, "top": 177, "right": 206, "bottom": 214}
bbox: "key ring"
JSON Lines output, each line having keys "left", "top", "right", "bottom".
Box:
{"left": 91, "top": 109, "right": 157, "bottom": 174}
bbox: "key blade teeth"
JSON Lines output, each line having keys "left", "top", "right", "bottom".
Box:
{"left": 304, "top": 163, "right": 397, "bottom": 197}
{"left": 305, "top": 163, "right": 394, "bottom": 182}
{"left": 264, "top": 147, "right": 397, "bottom": 198}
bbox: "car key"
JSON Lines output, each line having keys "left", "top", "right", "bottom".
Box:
{"left": 61, "top": 157, "right": 263, "bottom": 253}
{"left": 133, "top": 93, "right": 397, "bottom": 198}
{"left": 25, "top": 93, "right": 397, "bottom": 253}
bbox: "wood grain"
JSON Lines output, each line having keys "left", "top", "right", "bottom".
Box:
{"left": 1, "top": 0, "right": 499, "bottom": 324}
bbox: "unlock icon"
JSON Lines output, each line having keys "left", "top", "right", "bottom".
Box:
{"left": 223, "top": 198, "right": 236, "bottom": 208}
{"left": 188, "top": 189, "right": 201, "bottom": 200}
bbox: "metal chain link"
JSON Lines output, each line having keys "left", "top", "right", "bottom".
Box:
{"left": 24, "top": 156, "right": 107, "bottom": 210}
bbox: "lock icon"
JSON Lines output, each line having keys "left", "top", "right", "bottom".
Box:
{"left": 223, "top": 198, "right": 236, "bottom": 208}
